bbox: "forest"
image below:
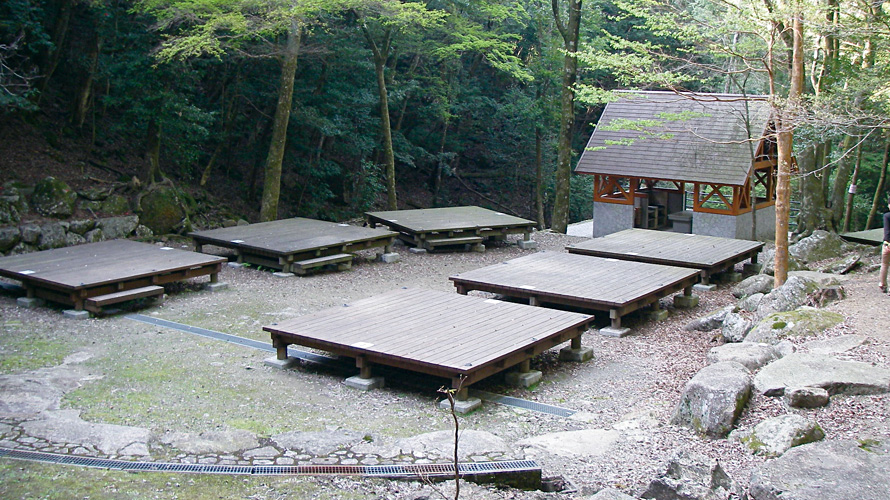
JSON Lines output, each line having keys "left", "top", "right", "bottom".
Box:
{"left": 1, "top": 0, "right": 889, "bottom": 237}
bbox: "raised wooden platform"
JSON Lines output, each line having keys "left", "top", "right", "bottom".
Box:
{"left": 263, "top": 288, "right": 593, "bottom": 391}
{"left": 0, "top": 240, "right": 225, "bottom": 313}
{"left": 365, "top": 206, "right": 536, "bottom": 251}
{"left": 566, "top": 229, "right": 764, "bottom": 284}
{"left": 190, "top": 218, "right": 398, "bottom": 274}
{"left": 841, "top": 228, "right": 883, "bottom": 246}
{"left": 449, "top": 251, "right": 701, "bottom": 330}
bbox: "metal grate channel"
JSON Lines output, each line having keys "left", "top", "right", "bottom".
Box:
{"left": 126, "top": 315, "right": 576, "bottom": 417}
{"left": 0, "top": 447, "right": 539, "bottom": 479}
{"left": 469, "top": 390, "right": 576, "bottom": 418}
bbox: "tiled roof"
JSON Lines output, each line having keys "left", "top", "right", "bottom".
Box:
{"left": 574, "top": 91, "right": 772, "bottom": 186}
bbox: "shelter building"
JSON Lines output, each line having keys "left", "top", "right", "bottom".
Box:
{"left": 575, "top": 91, "right": 780, "bottom": 240}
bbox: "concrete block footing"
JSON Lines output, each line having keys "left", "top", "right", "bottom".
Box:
{"left": 517, "top": 240, "right": 537, "bottom": 250}
{"left": 63, "top": 309, "right": 90, "bottom": 320}
{"left": 743, "top": 263, "right": 763, "bottom": 275}
{"left": 264, "top": 356, "right": 299, "bottom": 370}
{"left": 205, "top": 282, "right": 229, "bottom": 292}
{"left": 674, "top": 294, "right": 700, "bottom": 308}
{"left": 472, "top": 243, "right": 486, "bottom": 253}
{"left": 504, "top": 370, "right": 542, "bottom": 388}
{"left": 718, "top": 271, "right": 743, "bottom": 283}
{"left": 439, "top": 397, "right": 482, "bottom": 414}
{"left": 408, "top": 248, "right": 427, "bottom": 254}
{"left": 693, "top": 283, "right": 717, "bottom": 292}
{"left": 674, "top": 295, "right": 698, "bottom": 308}
{"left": 272, "top": 272, "right": 295, "bottom": 278}
{"left": 337, "top": 262, "right": 352, "bottom": 271}
{"left": 16, "top": 297, "right": 44, "bottom": 308}
{"left": 227, "top": 262, "right": 244, "bottom": 269}
{"left": 378, "top": 252, "right": 400, "bottom": 263}
{"left": 343, "top": 375, "right": 385, "bottom": 391}
{"left": 647, "top": 309, "right": 670, "bottom": 321}
{"left": 599, "top": 326, "right": 631, "bottom": 338}
{"left": 559, "top": 346, "right": 594, "bottom": 362}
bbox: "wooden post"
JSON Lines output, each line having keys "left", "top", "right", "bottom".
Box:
{"left": 529, "top": 296, "right": 540, "bottom": 307}
{"left": 571, "top": 336, "right": 582, "bottom": 350}
{"left": 518, "top": 359, "right": 531, "bottom": 373}
{"left": 610, "top": 309, "right": 621, "bottom": 329}
{"left": 272, "top": 335, "right": 289, "bottom": 360}
{"left": 357, "top": 357, "right": 372, "bottom": 379}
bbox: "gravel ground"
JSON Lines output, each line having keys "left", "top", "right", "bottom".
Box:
{"left": 1, "top": 230, "right": 889, "bottom": 499}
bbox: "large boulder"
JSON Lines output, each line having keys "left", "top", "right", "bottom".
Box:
{"left": 685, "top": 306, "right": 734, "bottom": 332}
{"left": 671, "top": 361, "right": 752, "bottom": 438}
{"left": 733, "top": 274, "right": 773, "bottom": 298}
{"left": 758, "top": 248, "right": 807, "bottom": 276}
{"left": 641, "top": 450, "right": 743, "bottom": 500}
{"left": 97, "top": 216, "right": 139, "bottom": 240}
{"left": 744, "top": 307, "right": 845, "bottom": 344}
{"left": 706, "top": 343, "right": 782, "bottom": 371}
{"left": 754, "top": 352, "right": 890, "bottom": 396}
{"left": 731, "top": 414, "right": 824, "bottom": 456}
{"left": 101, "top": 194, "right": 131, "bottom": 215}
{"left": 748, "top": 440, "right": 890, "bottom": 500}
{"left": 30, "top": 176, "right": 77, "bottom": 218}
{"left": 139, "top": 186, "right": 190, "bottom": 235}
{"left": 37, "top": 222, "right": 68, "bottom": 250}
{"left": 788, "top": 230, "right": 847, "bottom": 264}
{"left": 754, "top": 276, "right": 820, "bottom": 321}
{"left": 0, "top": 226, "right": 21, "bottom": 252}
{"left": 0, "top": 184, "right": 28, "bottom": 224}
{"left": 721, "top": 311, "right": 753, "bottom": 343}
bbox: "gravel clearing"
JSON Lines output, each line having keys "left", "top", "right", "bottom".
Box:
{"left": 2, "top": 230, "right": 889, "bottom": 499}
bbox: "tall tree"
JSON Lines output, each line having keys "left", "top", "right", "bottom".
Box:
{"left": 550, "top": 0, "right": 582, "bottom": 233}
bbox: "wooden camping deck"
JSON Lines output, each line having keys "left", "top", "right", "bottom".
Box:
{"left": 841, "top": 228, "right": 883, "bottom": 246}
{"left": 566, "top": 229, "right": 764, "bottom": 284}
{"left": 190, "top": 218, "right": 398, "bottom": 274}
{"left": 365, "top": 206, "right": 536, "bottom": 251}
{"left": 263, "top": 287, "right": 593, "bottom": 390}
{"left": 0, "top": 240, "right": 225, "bottom": 312}
{"left": 449, "top": 251, "right": 701, "bottom": 330}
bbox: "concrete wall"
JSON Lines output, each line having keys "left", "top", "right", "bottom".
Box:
{"left": 593, "top": 202, "right": 634, "bottom": 237}
{"left": 692, "top": 205, "right": 776, "bottom": 241}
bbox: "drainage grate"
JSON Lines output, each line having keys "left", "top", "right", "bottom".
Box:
{"left": 470, "top": 390, "right": 576, "bottom": 418}
{"left": 125, "top": 315, "right": 576, "bottom": 417}
{"left": 0, "top": 447, "right": 540, "bottom": 479}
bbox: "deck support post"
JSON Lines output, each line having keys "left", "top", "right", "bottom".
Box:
{"left": 344, "top": 356, "right": 384, "bottom": 391}
{"left": 439, "top": 382, "right": 482, "bottom": 414}
{"left": 529, "top": 296, "right": 539, "bottom": 307}
{"left": 505, "top": 358, "right": 542, "bottom": 388}
{"left": 647, "top": 298, "right": 669, "bottom": 321}
{"left": 559, "top": 334, "right": 594, "bottom": 362}
{"left": 599, "top": 310, "right": 631, "bottom": 337}
{"left": 694, "top": 273, "right": 717, "bottom": 292}
{"left": 263, "top": 336, "right": 299, "bottom": 369}
{"left": 195, "top": 243, "right": 203, "bottom": 253}
{"left": 674, "top": 286, "right": 700, "bottom": 308}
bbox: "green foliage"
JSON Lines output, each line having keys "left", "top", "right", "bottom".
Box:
{"left": 0, "top": 0, "right": 50, "bottom": 111}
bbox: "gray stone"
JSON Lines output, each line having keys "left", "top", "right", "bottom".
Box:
{"left": 732, "top": 414, "right": 824, "bottom": 456}
{"left": 505, "top": 369, "right": 542, "bottom": 388}
{"left": 787, "top": 270, "right": 847, "bottom": 287}
{"left": 753, "top": 352, "right": 890, "bottom": 396}
{"left": 590, "top": 487, "right": 638, "bottom": 500}
{"left": 517, "top": 429, "right": 619, "bottom": 458}
{"left": 804, "top": 334, "right": 868, "bottom": 355}
{"left": 272, "top": 272, "right": 295, "bottom": 278}
{"left": 745, "top": 307, "right": 845, "bottom": 345}
{"left": 0, "top": 195, "right": 25, "bottom": 224}
{"left": 20, "top": 223, "right": 41, "bottom": 245}
{"left": 409, "top": 247, "right": 427, "bottom": 254}
{"left": 62, "top": 310, "right": 90, "bottom": 320}
{"left": 707, "top": 342, "right": 782, "bottom": 371}
{"left": 263, "top": 357, "right": 298, "bottom": 370}
{"left": 78, "top": 187, "right": 112, "bottom": 201}
{"left": 396, "top": 430, "right": 508, "bottom": 460}
{"left": 789, "top": 230, "right": 847, "bottom": 264}
{"left": 738, "top": 293, "right": 764, "bottom": 312}
{"left": 754, "top": 276, "right": 821, "bottom": 321}
{"left": 134, "top": 224, "right": 154, "bottom": 238}
{"left": 100, "top": 194, "right": 131, "bottom": 215}
{"left": 378, "top": 252, "right": 400, "bottom": 263}
{"left": 671, "top": 361, "right": 752, "bottom": 438}
{"left": 237, "top": 219, "right": 249, "bottom": 226}
{"left": 439, "top": 397, "right": 482, "bottom": 414}
{"left": 31, "top": 177, "right": 77, "bottom": 218}
{"left": 685, "top": 306, "right": 734, "bottom": 332}
{"left": 37, "top": 222, "right": 67, "bottom": 250}
{"left": 784, "top": 386, "right": 830, "bottom": 408}
{"left": 819, "top": 254, "right": 861, "bottom": 274}
{"left": 599, "top": 326, "right": 631, "bottom": 337}
{"left": 748, "top": 440, "right": 890, "bottom": 500}
{"left": 673, "top": 293, "right": 699, "bottom": 308}
{"left": 559, "top": 346, "right": 594, "bottom": 362}
{"left": 343, "top": 375, "right": 384, "bottom": 391}
{"left": 17, "top": 297, "right": 44, "bottom": 308}
{"left": 84, "top": 228, "right": 105, "bottom": 243}
{"left": 721, "top": 311, "right": 753, "bottom": 343}
{"left": 759, "top": 248, "right": 807, "bottom": 276}
{"left": 272, "top": 429, "right": 367, "bottom": 456}
{"left": 0, "top": 362, "right": 90, "bottom": 418}
{"left": 21, "top": 409, "right": 151, "bottom": 456}
{"left": 161, "top": 429, "right": 259, "bottom": 454}
{"left": 517, "top": 239, "right": 537, "bottom": 249}
{"left": 242, "top": 445, "right": 280, "bottom": 459}
{"left": 641, "top": 450, "right": 742, "bottom": 500}
{"left": 64, "top": 231, "right": 86, "bottom": 247}
{"left": 0, "top": 226, "right": 21, "bottom": 252}
{"left": 733, "top": 274, "right": 774, "bottom": 298}
{"left": 97, "top": 216, "right": 139, "bottom": 239}
{"left": 205, "top": 282, "right": 228, "bottom": 292}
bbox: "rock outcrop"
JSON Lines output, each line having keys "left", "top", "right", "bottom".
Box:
{"left": 671, "top": 362, "right": 752, "bottom": 437}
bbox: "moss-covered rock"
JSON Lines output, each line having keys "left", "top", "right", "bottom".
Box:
{"left": 101, "top": 194, "right": 131, "bottom": 215}
{"left": 0, "top": 226, "right": 21, "bottom": 252}
{"left": 139, "top": 186, "right": 190, "bottom": 235}
{"left": 745, "top": 307, "right": 845, "bottom": 344}
{"left": 31, "top": 177, "right": 77, "bottom": 218}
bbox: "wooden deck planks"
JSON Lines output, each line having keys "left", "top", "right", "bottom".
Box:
{"left": 190, "top": 218, "right": 397, "bottom": 272}
{"left": 566, "top": 229, "right": 763, "bottom": 275}
{"left": 0, "top": 240, "right": 225, "bottom": 289}
{"left": 263, "top": 288, "right": 593, "bottom": 384}
{"left": 450, "top": 252, "right": 698, "bottom": 308}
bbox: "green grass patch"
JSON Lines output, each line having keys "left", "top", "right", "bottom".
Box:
{"left": 0, "top": 323, "right": 70, "bottom": 374}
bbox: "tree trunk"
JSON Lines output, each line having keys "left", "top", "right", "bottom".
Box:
{"left": 866, "top": 137, "right": 890, "bottom": 229}
{"left": 549, "top": 0, "right": 582, "bottom": 233}
{"left": 828, "top": 135, "right": 856, "bottom": 229}
{"left": 361, "top": 24, "right": 397, "bottom": 210}
{"left": 38, "top": 0, "right": 74, "bottom": 99}
{"left": 73, "top": 33, "right": 102, "bottom": 129}
{"left": 145, "top": 118, "right": 163, "bottom": 184}
{"left": 535, "top": 126, "right": 546, "bottom": 229}
{"left": 842, "top": 144, "right": 863, "bottom": 232}
{"left": 259, "top": 21, "right": 302, "bottom": 222}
